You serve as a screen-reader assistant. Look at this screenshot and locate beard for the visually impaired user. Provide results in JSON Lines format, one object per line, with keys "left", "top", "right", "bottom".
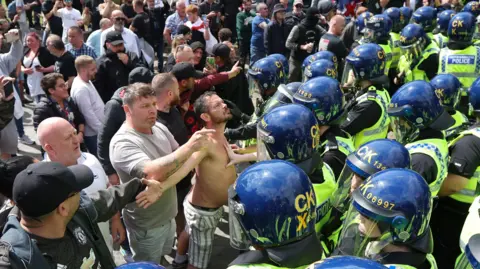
{"left": 170, "top": 94, "right": 181, "bottom": 107}
{"left": 212, "top": 110, "right": 233, "bottom": 124}
{"left": 114, "top": 22, "right": 124, "bottom": 32}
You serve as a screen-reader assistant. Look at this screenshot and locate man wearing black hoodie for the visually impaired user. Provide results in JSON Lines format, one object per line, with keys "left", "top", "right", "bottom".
{"left": 285, "top": 7, "right": 326, "bottom": 82}
{"left": 93, "top": 31, "right": 145, "bottom": 103}
{"left": 264, "top": 4, "right": 289, "bottom": 56}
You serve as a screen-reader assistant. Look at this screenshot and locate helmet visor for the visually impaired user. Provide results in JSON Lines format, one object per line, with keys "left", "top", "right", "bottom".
{"left": 335, "top": 203, "right": 393, "bottom": 258}
{"left": 262, "top": 84, "right": 294, "bottom": 114}
{"left": 390, "top": 116, "right": 418, "bottom": 144}
{"left": 340, "top": 62, "right": 357, "bottom": 90}
{"left": 330, "top": 165, "right": 364, "bottom": 214}
{"left": 257, "top": 125, "right": 274, "bottom": 161}
{"left": 400, "top": 40, "right": 423, "bottom": 63}
{"left": 228, "top": 186, "right": 251, "bottom": 250}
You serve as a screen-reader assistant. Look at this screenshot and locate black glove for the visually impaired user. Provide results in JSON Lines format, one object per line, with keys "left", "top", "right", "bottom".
{"left": 224, "top": 99, "right": 243, "bottom": 119}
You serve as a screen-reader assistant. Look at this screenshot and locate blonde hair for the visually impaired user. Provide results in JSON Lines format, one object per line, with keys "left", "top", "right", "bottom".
{"left": 74, "top": 55, "right": 96, "bottom": 71}
{"left": 171, "top": 35, "right": 186, "bottom": 55}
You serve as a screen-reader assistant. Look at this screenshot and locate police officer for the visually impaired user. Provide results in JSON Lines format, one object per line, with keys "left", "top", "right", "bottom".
{"left": 303, "top": 59, "right": 337, "bottom": 82}
{"left": 430, "top": 74, "right": 469, "bottom": 141}
{"left": 434, "top": 10, "right": 457, "bottom": 48}
{"left": 308, "top": 256, "right": 388, "bottom": 269}
{"left": 384, "top": 7, "right": 406, "bottom": 96}
{"left": 257, "top": 104, "right": 336, "bottom": 242}
{"left": 455, "top": 196, "right": 480, "bottom": 269}
{"left": 356, "top": 14, "right": 393, "bottom": 78}
{"left": 351, "top": 11, "right": 373, "bottom": 48}
{"left": 323, "top": 139, "right": 411, "bottom": 253}
{"left": 334, "top": 168, "right": 437, "bottom": 268}
{"left": 431, "top": 77, "right": 480, "bottom": 269}
{"left": 225, "top": 56, "right": 287, "bottom": 144}
{"left": 411, "top": 6, "right": 437, "bottom": 40}
{"left": 340, "top": 43, "right": 391, "bottom": 149}
{"left": 293, "top": 76, "right": 355, "bottom": 178}
{"left": 399, "top": 7, "right": 413, "bottom": 28}
{"left": 268, "top": 53, "right": 289, "bottom": 81}
{"left": 438, "top": 12, "right": 480, "bottom": 116}
{"left": 227, "top": 160, "right": 324, "bottom": 268}
{"left": 462, "top": 1, "right": 480, "bottom": 17}
{"left": 396, "top": 24, "right": 439, "bottom": 84}
{"left": 302, "top": 50, "right": 339, "bottom": 75}
{"left": 474, "top": 15, "right": 480, "bottom": 45}
{"left": 384, "top": 8, "right": 404, "bottom": 74}
{"left": 116, "top": 263, "right": 166, "bottom": 269}
{"left": 387, "top": 81, "right": 455, "bottom": 197}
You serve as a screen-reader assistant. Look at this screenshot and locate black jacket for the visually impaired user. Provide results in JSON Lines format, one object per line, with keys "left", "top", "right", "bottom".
{"left": 93, "top": 50, "right": 145, "bottom": 103}
{"left": 97, "top": 87, "right": 126, "bottom": 176}
{"left": 0, "top": 178, "right": 146, "bottom": 269}
{"left": 216, "top": 63, "right": 254, "bottom": 118}
{"left": 264, "top": 21, "right": 289, "bottom": 55}
{"left": 33, "top": 96, "right": 86, "bottom": 131}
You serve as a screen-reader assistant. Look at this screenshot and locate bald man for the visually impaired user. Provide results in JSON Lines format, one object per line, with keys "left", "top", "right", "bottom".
{"left": 38, "top": 117, "right": 126, "bottom": 253}
{"left": 176, "top": 46, "right": 195, "bottom": 65}
{"left": 318, "top": 15, "right": 348, "bottom": 77}
{"left": 99, "top": 10, "right": 141, "bottom": 57}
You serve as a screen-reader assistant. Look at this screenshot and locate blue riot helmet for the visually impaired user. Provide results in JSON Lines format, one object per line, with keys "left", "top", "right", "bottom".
{"left": 307, "top": 256, "right": 388, "bottom": 269}
{"left": 458, "top": 196, "right": 480, "bottom": 268}
{"left": 260, "top": 82, "right": 302, "bottom": 115}
{"left": 400, "top": 7, "right": 413, "bottom": 28}
{"left": 463, "top": 234, "right": 480, "bottom": 269}
{"left": 341, "top": 43, "right": 386, "bottom": 88}
{"left": 336, "top": 168, "right": 433, "bottom": 258}
{"left": 384, "top": 7, "right": 403, "bottom": 33}
{"left": 356, "top": 11, "right": 374, "bottom": 33}
{"left": 257, "top": 104, "right": 321, "bottom": 174}
{"left": 303, "top": 59, "right": 337, "bottom": 82}
{"left": 430, "top": 74, "right": 462, "bottom": 110}
{"left": 330, "top": 139, "right": 411, "bottom": 214}
{"left": 268, "top": 53, "right": 289, "bottom": 82}
{"left": 228, "top": 160, "right": 317, "bottom": 250}
{"left": 448, "top": 12, "right": 476, "bottom": 43}
{"left": 302, "top": 51, "right": 339, "bottom": 71}
{"left": 399, "top": 24, "right": 429, "bottom": 66}
{"left": 411, "top": 6, "right": 437, "bottom": 32}
{"left": 363, "top": 14, "right": 393, "bottom": 43}
{"left": 469, "top": 77, "right": 480, "bottom": 115}
{"left": 248, "top": 56, "right": 285, "bottom": 98}
{"left": 388, "top": 81, "right": 455, "bottom": 144}
{"left": 462, "top": 1, "right": 480, "bottom": 17}
{"left": 116, "top": 262, "right": 165, "bottom": 269}
{"left": 293, "top": 76, "right": 344, "bottom": 125}
{"left": 436, "top": 10, "right": 456, "bottom": 35}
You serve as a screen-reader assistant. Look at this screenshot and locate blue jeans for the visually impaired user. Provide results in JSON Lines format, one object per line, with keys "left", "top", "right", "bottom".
{"left": 84, "top": 135, "right": 98, "bottom": 157}
{"left": 14, "top": 117, "right": 25, "bottom": 137}
{"left": 250, "top": 47, "right": 266, "bottom": 66}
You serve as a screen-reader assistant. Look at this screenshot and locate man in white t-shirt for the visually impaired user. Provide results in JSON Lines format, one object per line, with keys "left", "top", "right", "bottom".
{"left": 53, "top": 0, "right": 84, "bottom": 43}
{"left": 70, "top": 55, "right": 105, "bottom": 156}
{"left": 37, "top": 117, "right": 126, "bottom": 253}
{"left": 100, "top": 10, "right": 140, "bottom": 57}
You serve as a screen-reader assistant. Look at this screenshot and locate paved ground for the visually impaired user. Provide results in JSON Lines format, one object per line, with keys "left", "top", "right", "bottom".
{"left": 18, "top": 103, "right": 239, "bottom": 268}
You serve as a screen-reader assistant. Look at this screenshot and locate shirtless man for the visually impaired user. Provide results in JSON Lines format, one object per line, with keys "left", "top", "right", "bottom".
{"left": 161, "top": 91, "right": 236, "bottom": 269}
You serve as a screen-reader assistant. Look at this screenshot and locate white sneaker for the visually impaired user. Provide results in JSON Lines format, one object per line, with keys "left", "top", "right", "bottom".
{"left": 18, "top": 134, "right": 35, "bottom": 145}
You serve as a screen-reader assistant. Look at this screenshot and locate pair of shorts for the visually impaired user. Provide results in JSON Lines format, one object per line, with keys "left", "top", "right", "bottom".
{"left": 184, "top": 198, "right": 224, "bottom": 269}
{"left": 125, "top": 218, "right": 176, "bottom": 263}
{"left": 0, "top": 120, "right": 18, "bottom": 155}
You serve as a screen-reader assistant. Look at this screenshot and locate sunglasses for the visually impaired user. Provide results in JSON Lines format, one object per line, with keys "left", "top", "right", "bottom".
{"left": 295, "top": 4, "right": 303, "bottom": 7}
{"left": 114, "top": 17, "right": 126, "bottom": 21}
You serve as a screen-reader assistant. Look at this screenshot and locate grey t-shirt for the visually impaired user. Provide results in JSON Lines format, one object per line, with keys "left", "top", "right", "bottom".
{"left": 110, "top": 122, "right": 178, "bottom": 230}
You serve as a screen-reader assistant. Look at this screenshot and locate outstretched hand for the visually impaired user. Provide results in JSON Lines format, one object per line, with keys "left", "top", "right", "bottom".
{"left": 136, "top": 178, "right": 164, "bottom": 209}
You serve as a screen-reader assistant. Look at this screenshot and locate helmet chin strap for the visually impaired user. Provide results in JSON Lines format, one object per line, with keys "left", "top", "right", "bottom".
{"left": 365, "top": 233, "right": 393, "bottom": 259}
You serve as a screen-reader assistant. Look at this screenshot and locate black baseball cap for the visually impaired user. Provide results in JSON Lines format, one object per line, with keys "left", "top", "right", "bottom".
{"left": 105, "top": 31, "right": 124, "bottom": 46}
{"left": 171, "top": 62, "right": 203, "bottom": 81}
{"left": 190, "top": 41, "right": 204, "bottom": 52}
{"left": 13, "top": 162, "right": 93, "bottom": 218}
{"left": 212, "top": 43, "right": 231, "bottom": 59}
{"left": 129, "top": 67, "right": 154, "bottom": 84}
